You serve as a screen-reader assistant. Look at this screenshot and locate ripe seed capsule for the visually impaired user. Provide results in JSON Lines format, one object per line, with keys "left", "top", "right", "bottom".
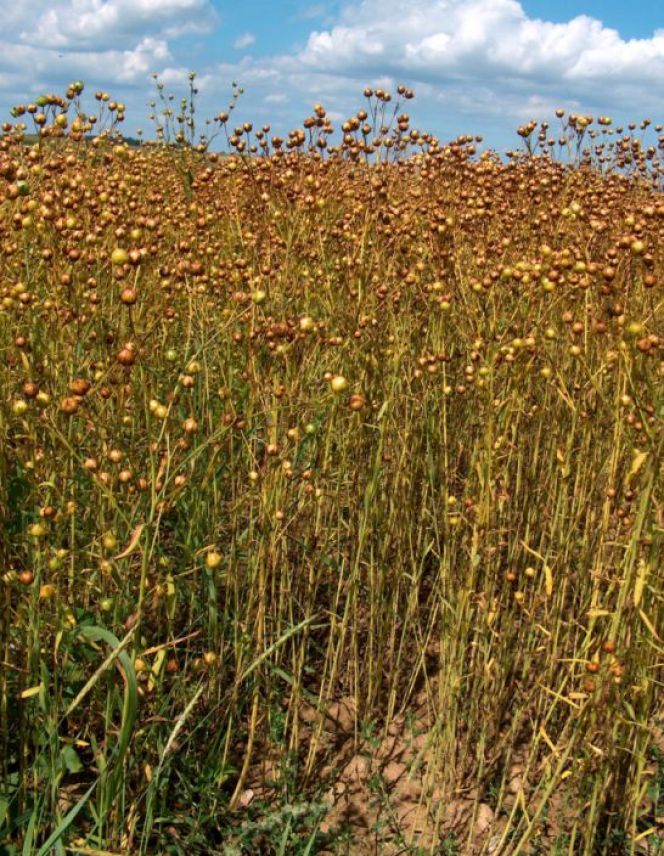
{"left": 349, "top": 393, "right": 366, "bottom": 411}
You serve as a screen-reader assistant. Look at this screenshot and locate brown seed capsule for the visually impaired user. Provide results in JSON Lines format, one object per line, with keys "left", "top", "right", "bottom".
{"left": 22, "top": 381, "right": 39, "bottom": 398}
{"left": 117, "top": 347, "right": 136, "bottom": 366}
{"left": 61, "top": 396, "right": 80, "bottom": 415}
{"left": 583, "top": 678, "right": 596, "bottom": 693}
{"left": 120, "top": 287, "right": 138, "bottom": 305}
{"left": 586, "top": 661, "right": 600, "bottom": 674}
{"left": 69, "top": 378, "right": 90, "bottom": 397}
{"left": 349, "top": 393, "right": 366, "bottom": 411}
{"left": 602, "top": 640, "right": 617, "bottom": 654}
{"left": 18, "top": 570, "right": 35, "bottom": 585}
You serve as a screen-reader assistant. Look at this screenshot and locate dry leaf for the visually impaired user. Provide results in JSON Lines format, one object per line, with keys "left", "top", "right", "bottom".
{"left": 544, "top": 565, "right": 553, "bottom": 597}
{"left": 633, "top": 560, "right": 648, "bottom": 607}
{"left": 20, "top": 684, "right": 43, "bottom": 699}
{"left": 114, "top": 523, "right": 145, "bottom": 560}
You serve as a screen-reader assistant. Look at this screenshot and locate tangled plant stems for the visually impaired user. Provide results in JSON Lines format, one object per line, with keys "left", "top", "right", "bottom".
{"left": 0, "top": 78, "right": 663, "bottom": 855}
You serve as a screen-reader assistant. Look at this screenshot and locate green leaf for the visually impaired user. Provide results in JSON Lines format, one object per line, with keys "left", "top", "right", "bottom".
{"left": 69, "top": 625, "right": 138, "bottom": 824}
{"left": 61, "top": 745, "right": 83, "bottom": 774}
{"left": 35, "top": 780, "right": 96, "bottom": 856}
{"left": 21, "top": 809, "right": 37, "bottom": 856}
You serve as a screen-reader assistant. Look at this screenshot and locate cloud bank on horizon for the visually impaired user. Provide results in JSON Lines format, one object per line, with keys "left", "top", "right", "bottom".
{"left": 1, "top": 0, "right": 662, "bottom": 149}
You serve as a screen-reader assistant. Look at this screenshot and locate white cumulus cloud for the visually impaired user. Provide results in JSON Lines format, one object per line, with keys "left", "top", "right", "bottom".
{"left": 295, "top": 0, "right": 664, "bottom": 99}
{"left": 0, "top": 0, "right": 217, "bottom": 119}
{"left": 26, "top": 0, "right": 218, "bottom": 48}
{"left": 233, "top": 32, "right": 256, "bottom": 50}
{"left": 200, "top": 0, "right": 664, "bottom": 146}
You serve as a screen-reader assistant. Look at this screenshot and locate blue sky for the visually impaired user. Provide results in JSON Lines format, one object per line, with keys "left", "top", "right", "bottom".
{"left": 521, "top": 1, "right": 657, "bottom": 39}
{"left": 1, "top": 0, "right": 662, "bottom": 152}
